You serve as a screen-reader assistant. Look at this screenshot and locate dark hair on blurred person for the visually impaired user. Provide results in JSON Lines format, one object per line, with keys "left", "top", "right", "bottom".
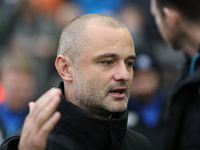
{"left": 155, "top": 0, "right": 200, "bottom": 21}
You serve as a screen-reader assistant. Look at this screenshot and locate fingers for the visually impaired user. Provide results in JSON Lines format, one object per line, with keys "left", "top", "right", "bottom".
{"left": 38, "top": 111, "right": 61, "bottom": 140}
{"left": 32, "top": 93, "right": 61, "bottom": 128}
{"left": 35, "top": 88, "right": 62, "bottom": 108}
{"left": 28, "top": 88, "right": 61, "bottom": 125}
{"left": 29, "top": 102, "right": 35, "bottom": 113}
{"left": 19, "top": 88, "right": 62, "bottom": 150}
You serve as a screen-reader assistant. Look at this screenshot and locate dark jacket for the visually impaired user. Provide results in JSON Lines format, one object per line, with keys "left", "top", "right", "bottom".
{"left": 165, "top": 51, "right": 200, "bottom": 150}
{"left": 0, "top": 82, "right": 154, "bottom": 150}
{"left": 0, "top": 120, "right": 5, "bottom": 145}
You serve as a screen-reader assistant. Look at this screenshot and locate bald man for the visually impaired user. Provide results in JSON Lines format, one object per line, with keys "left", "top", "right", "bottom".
{"left": 0, "top": 14, "right": 154, "bottom": 150}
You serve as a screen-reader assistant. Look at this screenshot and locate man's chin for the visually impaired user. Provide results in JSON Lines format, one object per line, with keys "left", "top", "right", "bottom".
{"left": 107, "top": 103, "right": 128, "bottom": 113}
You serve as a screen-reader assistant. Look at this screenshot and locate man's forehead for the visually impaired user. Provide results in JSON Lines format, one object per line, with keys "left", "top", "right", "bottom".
{"left": 85, "top": 23, "right": 125, "bottom": 35}
{"left": 85, "top": 24, "right": 132, "bottom": 44}
{"left": 81, "top": 22, "right": 135, "bottom": 58}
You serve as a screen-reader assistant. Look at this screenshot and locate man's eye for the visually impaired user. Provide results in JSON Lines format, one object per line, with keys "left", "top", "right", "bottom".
{"left": 102, "top": 61, "right": 113, "bottom": 66}
{"left": 126, "top": 62, "right": 134, "bottom": 68}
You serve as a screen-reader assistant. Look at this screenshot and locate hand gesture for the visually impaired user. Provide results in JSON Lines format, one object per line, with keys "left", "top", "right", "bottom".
{"left": 18, "top": 88, "right": 62, "bottom": 150}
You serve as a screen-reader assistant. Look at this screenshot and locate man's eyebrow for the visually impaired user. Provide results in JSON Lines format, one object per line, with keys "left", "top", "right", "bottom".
{"left": 95, "top": 53, "right": 136, "bottom": 60}
{"left": 95, "top": 53, "right": 118, "bottom": 59}
{"left": 127, "top": 55, "right": 137, "bottom": 61}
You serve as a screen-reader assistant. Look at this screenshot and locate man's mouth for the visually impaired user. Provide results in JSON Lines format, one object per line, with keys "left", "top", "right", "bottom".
{"left": 109, "top": 87, "right": 127, "bottom": 98}
{"left": 110, "top": 89, "right": 126, "bottom": 94}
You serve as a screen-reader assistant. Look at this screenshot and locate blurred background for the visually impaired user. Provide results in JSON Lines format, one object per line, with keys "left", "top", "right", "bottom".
{"left": 0, "top": 0, "right": 185, "bottom": 149}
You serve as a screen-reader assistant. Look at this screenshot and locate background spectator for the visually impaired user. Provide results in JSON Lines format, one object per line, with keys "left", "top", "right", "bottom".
{"left": 0, "top": 52, "right": 37, "bottom": 138}
{"left": 127, "top": 53, "right": 169, "bottom": 150}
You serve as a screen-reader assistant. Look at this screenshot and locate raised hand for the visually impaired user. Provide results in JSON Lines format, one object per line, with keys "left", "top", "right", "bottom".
{"left": 18, "top": 88, "right": 62, "bottom": 150}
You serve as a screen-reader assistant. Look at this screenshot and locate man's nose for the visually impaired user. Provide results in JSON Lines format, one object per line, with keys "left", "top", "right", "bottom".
{"left": 113, "top": 63, "right": 131, "bottom": 82}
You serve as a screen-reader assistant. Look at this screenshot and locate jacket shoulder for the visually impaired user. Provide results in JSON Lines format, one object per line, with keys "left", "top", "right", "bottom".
{"left": 0, "top": 129, "right": 22, "bottom": 150}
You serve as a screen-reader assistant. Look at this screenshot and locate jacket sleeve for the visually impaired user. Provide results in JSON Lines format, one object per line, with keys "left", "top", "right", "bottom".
{"left": 0, "top": 129, "right": 22, "bottom": 150}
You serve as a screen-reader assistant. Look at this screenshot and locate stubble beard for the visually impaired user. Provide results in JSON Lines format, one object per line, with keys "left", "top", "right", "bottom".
{"left": 73, "top": 69, "right": 131, "bottom": 117}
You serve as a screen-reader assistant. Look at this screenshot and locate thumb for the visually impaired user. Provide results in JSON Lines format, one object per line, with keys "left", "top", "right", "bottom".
{"left": 29, "top": 102, "right": 36, "bottom": 113}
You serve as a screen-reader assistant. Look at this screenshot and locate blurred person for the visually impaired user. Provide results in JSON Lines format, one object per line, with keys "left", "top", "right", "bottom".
{"left": 151, "top": 0, "right": 200, "bottom": 149}
{"left": 127, "top": 54, "right": 168, "bottom": 150}
{"left": 0, "top": 13, "right": 154, "bottom": 150}
{"left": 7, "top": 34, "right": 34, "bottom": 55}
{"left": 5, "top": 33, "right": 59, "bottom": 97}
{"left": 123, "top": 0, "right": 161, "bottom": 42}
{"left": 118, "top": 3, "right": 184, "bottom": 97}
{"left": 34, "top": 34, "right": 58, "bottom": 73}
{"left": 119, "top": 4, "right": 146, "bottom": 39}
{"left": 33, "top": 34, "right": 59, "bottom": 95}
{"left": 118, "top": 4, "right": 155, "bottom": 55}
{"left": 0, "top": 52, "right": 37, "bottom": 138}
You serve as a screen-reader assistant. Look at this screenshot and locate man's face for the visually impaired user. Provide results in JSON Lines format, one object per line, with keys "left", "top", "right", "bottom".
{"left": 150, "top": 0, "right": 182, "bottom": 49}
{"left": 73, "top": 24, "right": 136, "bottom": 118}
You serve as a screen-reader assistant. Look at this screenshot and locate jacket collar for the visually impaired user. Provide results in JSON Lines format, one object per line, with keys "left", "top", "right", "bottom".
{"left": 171, "top": 48, "right": 200, "bottom": 96}
{"left": 56, "top": 82, "right": 128, "bottom": 149}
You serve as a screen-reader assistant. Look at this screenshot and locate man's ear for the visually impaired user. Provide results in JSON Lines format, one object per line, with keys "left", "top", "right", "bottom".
{"left": 55, "top": 55, "right": 73, "bottom": 82}
{"left": 163, "top": 7, "right": 180, "bottom": 28}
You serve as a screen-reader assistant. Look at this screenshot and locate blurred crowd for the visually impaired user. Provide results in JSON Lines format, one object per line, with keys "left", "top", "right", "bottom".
{"left": 0, "top": 0, "right": 185, "bottom": 149}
